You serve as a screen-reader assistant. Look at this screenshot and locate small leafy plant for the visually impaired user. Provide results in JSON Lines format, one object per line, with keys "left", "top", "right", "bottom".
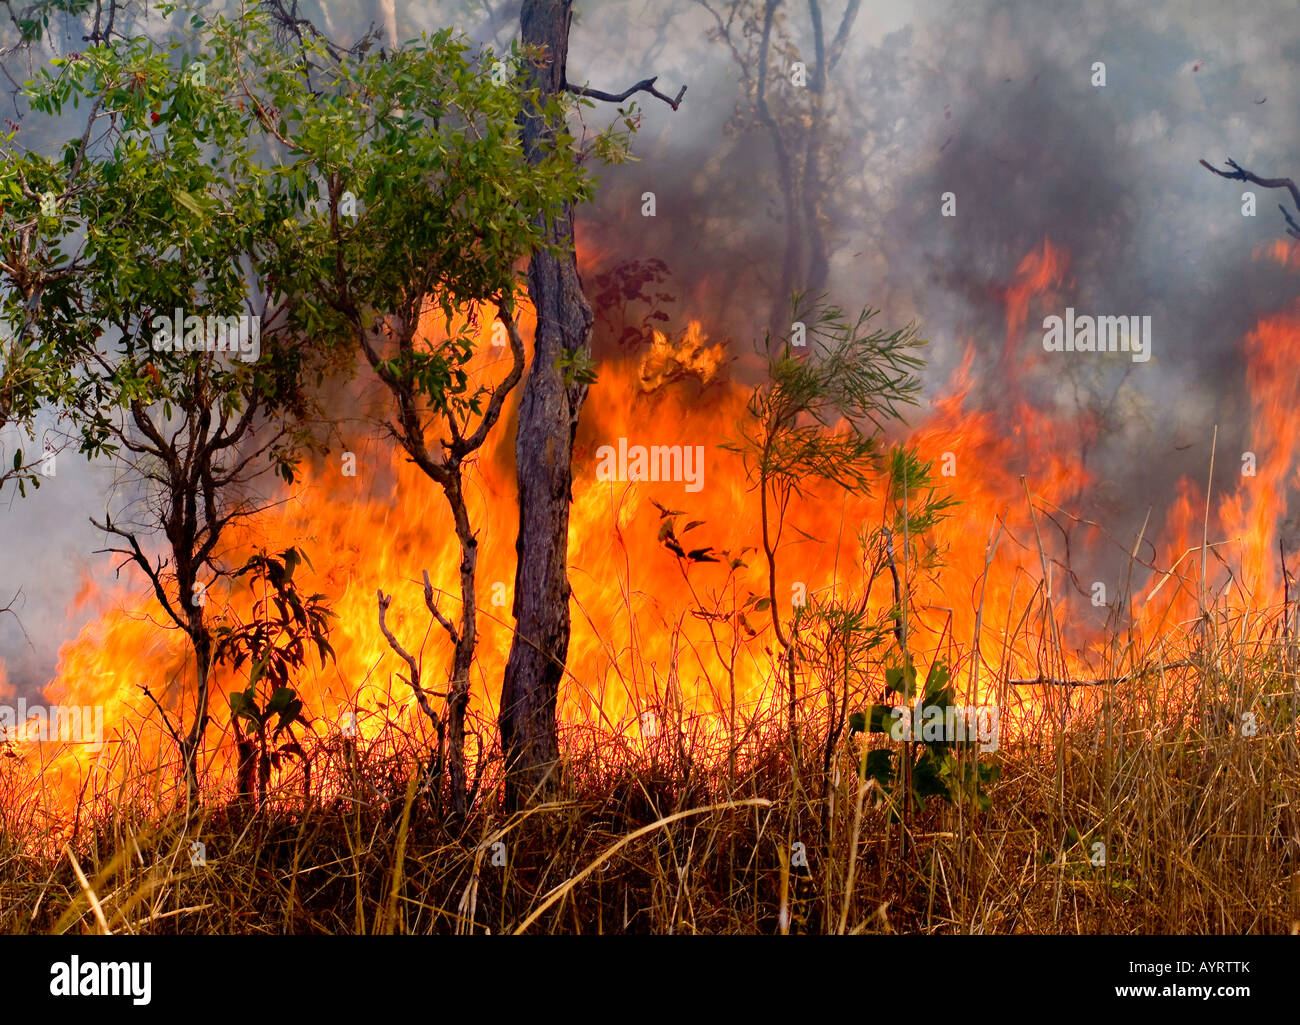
{"left": 849, "top": 658, "right": 1000, "bottom": 815}
{"left": 213, "top": 547, "right": 334, "bottom": 805}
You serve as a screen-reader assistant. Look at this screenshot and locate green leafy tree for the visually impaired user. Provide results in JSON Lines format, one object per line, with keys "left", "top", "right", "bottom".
{"left": 845, "top": 448, "right": 994, "bottom": 851}
{"left": 849, "top": 658, "right": 1000, "bottom": 817}
{"left": 7, "top": 2, "right": 610, "bottom": 812}
{"left": 6, "top": 11, "right": 335, "bottom": 798}
{"left": 247, "top": 12, "right": 621, "bottom": 817}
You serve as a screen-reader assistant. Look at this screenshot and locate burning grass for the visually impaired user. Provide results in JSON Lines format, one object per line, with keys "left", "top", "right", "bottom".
{"left": 3, "top": 602, "right": 1299, "bottom": 935}
{"left": 3, "top": 239, "right": 1299, "bottom": 934}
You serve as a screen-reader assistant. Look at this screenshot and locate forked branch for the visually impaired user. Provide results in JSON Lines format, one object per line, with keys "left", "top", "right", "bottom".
{"left": 377, "top": 588, "right": 443, "bottom": 728}
{"left": 1200, "top": 158, "right": 1300, "bottom": 238}
{"left": 422, "top": 568, "right": 459, "bottom": 646}
{"left": 565, "top": 75, "right": 687, "bottom": 111}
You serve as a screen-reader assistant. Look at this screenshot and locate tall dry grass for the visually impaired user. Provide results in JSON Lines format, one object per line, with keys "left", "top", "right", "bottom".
{"left": 4, "top": 463, "right": 1299, "bottom": 934}
{"left": 2, "top": 606, "right": 1298, "bottom": 935}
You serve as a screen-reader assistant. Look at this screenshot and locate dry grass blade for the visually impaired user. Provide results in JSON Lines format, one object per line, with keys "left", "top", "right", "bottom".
{"left": 514, "top": 799, "right": 773, "bottom": 934}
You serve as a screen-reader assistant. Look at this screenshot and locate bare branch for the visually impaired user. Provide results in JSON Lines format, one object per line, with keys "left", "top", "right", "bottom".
{"left": 422, "top": 569, "right": 459, "bottom": 645}
{"left": 460, "top": 299, "right": 526, "bottom": 453}
{"left": 1201, "top": 157, "right": 1300, "bottom": 239}
{"left": 823, "top": 0, "right": 860, "bottom": 74}
{"left": 139, "top": 684, "right": 184, "bottom": 750}
{"left": 90, "top": 514, "right": 187, "bottom": 632}
{"left": 377, "top": 588, "right": 443, "bottom": 728}
{"left": 565, "top": 76, "right": 686, "bottom": 111}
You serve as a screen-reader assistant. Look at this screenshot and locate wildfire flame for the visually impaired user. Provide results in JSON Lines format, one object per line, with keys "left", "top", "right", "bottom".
{"left": 6, "top": 237, "right": 1299, "bottom": 814}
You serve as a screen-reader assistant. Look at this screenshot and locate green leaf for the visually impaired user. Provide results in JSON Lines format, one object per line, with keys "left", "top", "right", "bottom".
{"left": 923, "top": 661, "right": 951, "bottom": 704}
{"left": 173, "top": 188, "right": 203, "bottom": 215}
{"left": 869, "top": 703, "right": 896, "bottom": 734}
{"left": 861, "top": 748, "right": 894, "bottom": 786}
{"left": 885, "top": 662, "right": 917, "bottom": 698}
{"left": 266, "top": 686, "right": 296, "bottom": 714}
{"left": 913, "top": 751, "right": 949, "bottom": 802}
{"left": 849, "top": 704, "right": 896, "bottom": 735}
{"left": 228, "top": 687, "right": 260, "bottom": 724}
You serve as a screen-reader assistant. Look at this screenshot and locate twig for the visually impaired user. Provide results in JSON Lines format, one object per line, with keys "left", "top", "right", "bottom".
{"left": 376, "top": 589, "right": 442, "bottom": 728}
{"left": 422, "top": 569, "right": 459, "bottom": 645}
{"left": 565, "top": 76, "right": 687, "bottom": 111}
{"left": 139, "top": 684, "right": 184, "bottom": 750}
{"left": 1008, "top": 659, "right": 1195, "bottom": 688}
{"left": 1200, "top": 158, "right": 1300, "bottom": 238}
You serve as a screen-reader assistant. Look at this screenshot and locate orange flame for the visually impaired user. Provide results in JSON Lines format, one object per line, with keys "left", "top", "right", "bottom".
{"left": 7, "top": 238, "right": 1300, "bottom": 813}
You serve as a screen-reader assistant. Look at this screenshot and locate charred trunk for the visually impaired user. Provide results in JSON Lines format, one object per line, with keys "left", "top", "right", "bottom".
{"left": 180, "top": 604, "right": 213, "bottom": 803}
{"left": 500, "top": 0, "right": 593, "bottom": 806}
{"left": 446, "top": 474, "right": 477, "bottom": 819}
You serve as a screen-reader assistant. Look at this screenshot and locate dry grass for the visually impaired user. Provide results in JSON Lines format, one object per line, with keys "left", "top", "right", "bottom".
{"left": 3, "top": 611, "right": 1299, "bottom": 935}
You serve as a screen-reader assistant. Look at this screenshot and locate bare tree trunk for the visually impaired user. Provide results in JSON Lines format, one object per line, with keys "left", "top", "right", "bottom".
{"left": 180, "top": 603, "right": 213, "bottom": 802}
{"left": 444, "top": 476, "right": 477, "bottom": 817}
{"left": 500, "top": 0, "right": 593, "bottom": 806}
{"left": 802, "top": 0, "right": 859, "bottom": 297}
{"left": 756, "top": 0, "right": 800, "bottom": 340}
{"left": 377, "top": 0, "right": 397, "bottom": 48}
{"left": 747, "top": 0, "right": 860, "bottom": 336}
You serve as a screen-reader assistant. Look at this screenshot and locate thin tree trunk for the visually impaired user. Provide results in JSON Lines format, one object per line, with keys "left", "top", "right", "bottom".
{"left": 499, "top": 0, "right": 593, "bottom": 806}
{"left": 180, "top": 605, "right": 213, "bottom": 802}
{"left": 445, "top": 475, "right": 477, "bottom": 818}
{"left": 756, "top": 0, "right": 800, "bottom": 340}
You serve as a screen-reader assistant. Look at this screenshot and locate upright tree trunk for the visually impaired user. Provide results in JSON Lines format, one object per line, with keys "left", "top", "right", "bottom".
{"left": 180, "top": 604, "right": 212, "bottom": 803}
{"left": 445, "top": 474, "right": 477, "bottom": 819}
{"left": 499, "top": 0, "right": 593, "bottom": 806}
{"left": 756, "top": 0, "right": 857, "bottom": 338}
